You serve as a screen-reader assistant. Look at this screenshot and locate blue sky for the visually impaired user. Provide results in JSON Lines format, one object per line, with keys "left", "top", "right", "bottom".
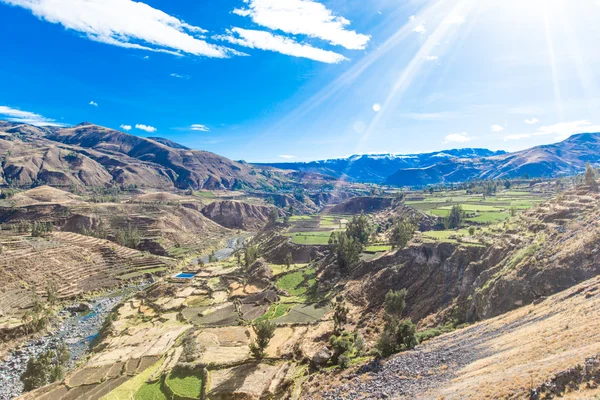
{"left": 1, "top": 0, "right": 600, "bottom": 162}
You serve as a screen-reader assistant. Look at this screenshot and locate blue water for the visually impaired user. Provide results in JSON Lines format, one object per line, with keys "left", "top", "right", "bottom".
{"left": 175, "top": 273, "right": 195, "bottom": 279}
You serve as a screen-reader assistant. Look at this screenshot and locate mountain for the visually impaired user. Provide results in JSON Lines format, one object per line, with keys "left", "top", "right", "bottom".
{"left": 0, "top": 121, "right": 286, "bottom": 190}
{"left": 255, "top": 148, "right": 505, "bottom": 183}
{"left": 386, "top": 132, "right": 600, "bottom": 186}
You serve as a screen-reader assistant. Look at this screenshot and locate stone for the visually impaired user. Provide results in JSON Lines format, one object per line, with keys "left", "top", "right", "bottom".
{"left": 312, "top": 347, "right": 332, "bottom": 367}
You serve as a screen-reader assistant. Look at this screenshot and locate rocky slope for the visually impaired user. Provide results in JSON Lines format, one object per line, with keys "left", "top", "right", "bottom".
{"left": 201, "top": 200, "right": 279, "bottom": 230}
{"left": 0, "top": 121, "right": 290, "bottom": 191}
{"left": 312, "top": 274, "right": 600, "bottom": 399}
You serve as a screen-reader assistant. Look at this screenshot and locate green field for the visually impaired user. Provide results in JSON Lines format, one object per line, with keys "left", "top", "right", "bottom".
{"left": 117, "top": 267, "right": 167, "bottom": 280}
{"left": 269, "top": 263, "right": 309, "bottom": 276}
{"left": 165, "top": 369, "right": 203, "bottom": 399}
{"left": 284, "top": 231, "right": 333, "bottom": 245}
{"left": 276, "top": 268, "right": 317, "bottom": 296}
{"left": 364, "top": 244, "right": 393, "bottom": 253}
{"left": 135, "top": 380, "right": 166, "bottom": 400}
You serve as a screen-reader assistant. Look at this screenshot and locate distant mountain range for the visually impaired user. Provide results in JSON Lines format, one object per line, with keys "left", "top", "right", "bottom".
{"left": 2, "top": 120, "right": 599, "bottom": 190}
{"left": 258, "top": 132, "right": 600, "bottom": 186}
{"left": 255, "top": 149, "right": 505, "bottom": 183}
{"left": 0, "top": 121, "right": 289, "bottom": 190}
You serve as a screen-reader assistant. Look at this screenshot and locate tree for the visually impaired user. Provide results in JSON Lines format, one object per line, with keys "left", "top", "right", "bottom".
{"left": 468, "top": 226, "right": 476, "bottom": 236}
{"left": 444, "top": 205, "right": 464, "bottom": 229}
{"left": 284, "top": 252, "right": 294, "bottom": 270}
{"left": 21, "top": 344, "right": 70, "bottom": 392}
{"left": 329, "top": 231, "right": 362, "bottom": 273}
{"left": 236, "top": 251, "right": 242, "bottom": 266}
{"left": 585, "top": 162, "right": 597, "bottom": 186}
{"left": 268, "top": 208, "right": 279, "bottom": 225}
{"left": 332, "top": 295, "right": 349, "bottom": 333}
{"left": 244, "top": 245, "right": 259, "bottom": 268}
{"left": 510, "top": 206, "right": 518, "bottom": 217}
{"left": 46, "top": 283, "right": 58, "bottom": 308}
{"left": 376, "top": 289, "right": 417, "bottom": 357}
{"left": 250, "top": 320, "right": 276, "bottom": 359}
{"left": 390, "top": 219, "right": 416, "bottom": 249}
{"left": 383, "top": 289, "right": 407, "bottom": 320}
{"left": 346, "top": 211, "right": 371, "bottom": 246}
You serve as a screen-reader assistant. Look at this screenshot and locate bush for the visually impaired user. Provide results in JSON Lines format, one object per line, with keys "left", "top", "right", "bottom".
{"left": 332, "top": 295, "right": 349, "bottom": 333}
{"left": 444, "top": 205, "right": 464, "bottom": 229}
{"left": 21, "top": 343, "right": 70, "bottom": 392}
{"left": 329, "top": 231, "right": 362, "bottom": 273}
{"left": 376, "top": 318, "right": 418, "bottom": 357}
{"left": 384, "top": 289, "right": 407, "bottom": 319}
{"left": 390, "top": 219, "right": 415, "bottom": 249}
{"left": 244, "top": 245, "right": 259, "bottom": 268}
{"left": 250, "top": 320, "right": 276, "bottom": 359}
{"left": 115, "top": 225, "right": 141, "bottom": 249}
{"left": 346, "top": 211, "right": 371, "bottom": 246}
{"left": 329, "top": 330, "right": 364, "bottom": 369}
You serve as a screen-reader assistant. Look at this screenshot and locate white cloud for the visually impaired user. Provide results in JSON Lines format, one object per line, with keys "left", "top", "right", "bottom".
{"left": 491, "top": 124, "right": 504, "bottom": 132}
{"left": 425, "top": 55, "right": 439, "bottom": 61}
{"left": 120, "top": 124, "right": 132, "bottom": 131}
{"left": 233, "top": 0, "right": 370, "bottom": 50}
{"left": 216, "top": 28, "right": 346, "bottom": 64}
{"left": 409, "top": 15, "right": 415, "bottom": 22}
{"left": 413, "top": 23, "right": 426, "bottom": 34}
{"left": 89, "top": 100, "right": 98, "bottom": 107}
{"left": 190, "top": 124, "right": 210, "bottom": 132}
{"left": 278, "top": 154, "right": 296, "bottom": 159}
{"left": 2, "top": 0, "right": 237, "bottom": 58}
{"left": 504, "top": 134, "right": 531, "bottom": 141}
{"left": 524, "top": 117, "right": 540, "bottom": 125}
{"left": 504, "top": 120, "right": 600, "bottom": 141}
{"left": 372, "top": 103, "right": 381, "bottom": 112}
{"left": 444, "top": 15, "right": 466, "bottom": 25}
{"left": 135, "top": 124, "right": 156, "bottom": 133}
{"left": 444, "top": 132, "right": 472, "bottom": 143}
{"left": 170, "top": 73, "right": 190, "bottom": 79}
{"left": 0, "top": 105, "right": 65, "bottom": 126}
{"left": 534, "top": 120, "right": 600, "bottom": 140}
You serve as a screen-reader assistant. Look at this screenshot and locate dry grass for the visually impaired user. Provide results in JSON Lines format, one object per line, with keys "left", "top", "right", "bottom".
{"left": 427, "top": 276, "right": 600, "bottom": 399}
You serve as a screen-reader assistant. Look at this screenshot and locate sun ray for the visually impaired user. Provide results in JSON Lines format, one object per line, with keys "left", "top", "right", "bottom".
{"left": 543, "top": 2, "right": 564, "bottom": 122}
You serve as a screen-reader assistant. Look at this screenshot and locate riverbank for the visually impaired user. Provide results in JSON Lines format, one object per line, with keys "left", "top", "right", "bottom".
{"left": 0, "top": 282, "right": 149, "bottom": 400}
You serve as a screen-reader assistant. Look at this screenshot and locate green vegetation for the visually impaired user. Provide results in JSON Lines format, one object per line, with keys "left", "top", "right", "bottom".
{"left": 116, "top": 267, "right": 167, "bottom": 280}
{"left": 390, "top": 219, "right": 416, "bottom": 249}
{"left": 244, "top": 245, "right": 259, "bottom": 267}
{"left": 286, "top": 231, "right": 332, "bottom": 245}
{"left": 375, "top": 289, "right": 418, "bottom": 358}
{"left": 194, "top": 190, "right": 215, "bottom": 198}
{"left": 346, "top": 211, "right": 371, "bottom": 246}
{"left": 329, "top": 330, "right": 365, "bottom": 369}
{"left": 134, "top": 380, "right": 167, "bottom": 400}
{"left": 250, "top": 320, "right": 276, "bottom": 359}
{"left": 255, "top": 302, "right": 296, "bottom": 322}
{"left": 21, "top": 343, "right": 70, "bottom": 392}
{"left": 115, "top": 224, "right": 141, "bottom": 249}
{"left": 364, "top": 244, "right": 392, "bottom": 253}
{"left": 444, "top": 204, "right": 464, "bottom": 229}
{"left": 332, "top": 295, "right": 349, "bottom": 333}
{"left": 329, "top": 231, "right": 362, "bottom": 273}
{"left": 268, "top": 207, "right": 279, "bottom": 225}
{"left": 276, "top": 267, "right": 316, "bottom": 296}
{"left": 165, "top": 369, "right": 203, "bottom": 399}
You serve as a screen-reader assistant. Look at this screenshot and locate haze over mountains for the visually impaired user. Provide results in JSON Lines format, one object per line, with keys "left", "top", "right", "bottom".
{"left": 260, "top": 132, "right": 600, "bottom": 185}
{"left": 2, "top": 120, "right": 600, "bottom": 191}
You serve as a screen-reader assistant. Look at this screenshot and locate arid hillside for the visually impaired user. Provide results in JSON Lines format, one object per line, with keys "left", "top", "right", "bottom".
{"left": 0, "top": 121, "right": 294, "bottom": 191}
{"left": 311, "top": 273, "right": 600, "bottom": 399}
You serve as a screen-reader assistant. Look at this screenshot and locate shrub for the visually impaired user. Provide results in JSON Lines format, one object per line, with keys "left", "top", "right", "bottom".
{"left": 390, "top": 219, "right": 416, "bottom": 249}
{"left": 250, "top": 320, "right": 276, "bottom": 359}
{"left": 384, "top": 289, "right": 407, "bottom": 319}
{"left": 21, "top": 343, "right": 70, "bottom": 392}
{"left": 346, "top": 211, "right": 372, "bottom": 246}
{"left": 376, "top": 318, "right": 418, "bottom": 357}
{"left": 268, "top": 208, "right": 279, "bottom": 225}
{"left": 329, "top": 231, "right": 362, "bottom": 273}
{"left": 244, "top": 245, "right": 259, "bottom": 268}
{"left": 444, "top": 205, "right": 464, "bottom": 229}
{"left": 332, "top": 295, "right": 349, "bottom": 333}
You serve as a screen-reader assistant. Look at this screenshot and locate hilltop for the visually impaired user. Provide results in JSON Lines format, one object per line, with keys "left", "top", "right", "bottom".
{"left": 0, "top": 121, "right": 295, "bottom": 191}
